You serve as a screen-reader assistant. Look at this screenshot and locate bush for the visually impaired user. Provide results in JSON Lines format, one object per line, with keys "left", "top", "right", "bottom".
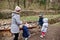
{"left": 0, "top": 10, "right": 60, "bottom": 19}
{"left": 0, "top": 12, "right": 3, "bottom": 19}
{"left": 0, "top": 9, "right": 12, "bottom": 19}
{"left": 49, "top": 17, "right": 60, "bottom": 24}
{"left": 20, "top": 10, "right": 39, "bottom": 16}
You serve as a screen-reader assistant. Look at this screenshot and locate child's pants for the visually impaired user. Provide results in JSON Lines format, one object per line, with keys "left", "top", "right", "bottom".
{"left": 41, "top": 23, "right": 48, "bottom": 36}
{"left": 41, "top": 32, "right": 45, "bottom": 36}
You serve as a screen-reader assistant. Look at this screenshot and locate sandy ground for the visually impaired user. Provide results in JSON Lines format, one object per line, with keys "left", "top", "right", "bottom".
{"left": 0, "top": 22, "right": 60, "bottom": 40}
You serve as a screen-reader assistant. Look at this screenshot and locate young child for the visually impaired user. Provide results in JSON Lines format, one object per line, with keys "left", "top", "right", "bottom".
{"left": 38, "top": 14, "right": 43, "bottom": 28}
{"left": 40, "top": 18, "right": 48, "bottom": 38}
{"left": 22, "top": 22, "right": 30, "bottom": 40}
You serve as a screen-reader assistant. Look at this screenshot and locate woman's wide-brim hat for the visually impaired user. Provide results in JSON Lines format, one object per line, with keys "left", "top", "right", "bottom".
{"left": 15, "top": 6, "right": 21, "bottom": 12}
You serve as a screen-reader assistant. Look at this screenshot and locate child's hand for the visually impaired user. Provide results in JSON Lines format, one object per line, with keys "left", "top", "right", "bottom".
{"left": 28, "top": 35, "right": 31, "bottom": 38}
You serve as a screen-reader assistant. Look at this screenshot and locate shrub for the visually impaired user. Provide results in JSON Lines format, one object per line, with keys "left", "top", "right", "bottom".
{"left": 0, "top": 9, "right": 12, "bottom": 19}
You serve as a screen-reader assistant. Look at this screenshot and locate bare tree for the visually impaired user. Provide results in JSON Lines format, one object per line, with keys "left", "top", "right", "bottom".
{"left": 17, "top": 0, "right": 19, "bottom": 6}
{"left": 24, "top": 0, "right": 26, "bottom": 8}
{"left": 7, "top": 0, "right": 11, "bottom": 9}
{"left": 13, "top": 0, "right": 16, "bottom": 9}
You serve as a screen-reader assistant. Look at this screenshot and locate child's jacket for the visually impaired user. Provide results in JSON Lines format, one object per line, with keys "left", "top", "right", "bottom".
{"left": 22, "top": 25, "right": 30, "bottom": 38}
{"left": 38, "top": 17, "right": 43, "bottom": 26}
{"left": 41, "top": 18, "right": 48, "bottom": 32}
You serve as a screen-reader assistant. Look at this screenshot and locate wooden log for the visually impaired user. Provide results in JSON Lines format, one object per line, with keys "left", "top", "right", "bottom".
{"left": 0, "top": 26, "right": 37, "bottom": 37}
{"left": 0, "top": 27, "right": 36, "bottom": 31}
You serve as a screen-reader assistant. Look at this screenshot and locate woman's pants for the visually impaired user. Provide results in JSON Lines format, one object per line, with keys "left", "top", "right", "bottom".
{"left": 13, "top": 33, "right": 19, "bottom": 40}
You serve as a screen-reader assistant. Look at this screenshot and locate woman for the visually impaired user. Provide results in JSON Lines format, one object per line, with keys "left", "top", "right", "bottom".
{"left": 11, "top": 6, "right": 22, "bottom": 40}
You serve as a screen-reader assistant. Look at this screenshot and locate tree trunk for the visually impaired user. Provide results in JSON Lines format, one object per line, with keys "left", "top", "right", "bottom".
{"left": 7, "top": 0, "right": 11, "bottom": 9}
{"left": 24, "top": 0, "right": 26, "bottom": 8}
{"left": 17, "top": 0, "right": 19, "bottom": 6}
{"left": 13, "top": 0, "right": 16, "bottom": 9}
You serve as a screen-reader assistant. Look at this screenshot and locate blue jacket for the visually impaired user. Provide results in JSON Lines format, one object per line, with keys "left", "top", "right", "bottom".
{"left": 38, "top": 17, "right": 43, "bottom": 26}
{"left": 22, "top": 25, "right": 30, "bottom": 38}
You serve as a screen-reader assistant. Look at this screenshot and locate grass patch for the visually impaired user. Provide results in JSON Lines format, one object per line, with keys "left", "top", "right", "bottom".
{"left": 21, "top": 16, "right": 39, "bottom": 22}
{"left": 21, "top": 14, "right": 60, "bottom": 22}
{"left": 0, "top": 14, "right": 60, "bottom": 22}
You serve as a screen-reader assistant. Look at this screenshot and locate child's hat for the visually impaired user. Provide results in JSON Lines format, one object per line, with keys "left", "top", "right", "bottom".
{"left": 39, "top": 14, "right": 43, "bottom": 17}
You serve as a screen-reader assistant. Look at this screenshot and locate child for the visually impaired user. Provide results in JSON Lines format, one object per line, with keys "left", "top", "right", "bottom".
{"left": 38, "top": 14, "right": 43, "bottom": 28}
{"left": 40, "top": 18, "right": 48, "bottom": 38}
{"left": 22, "top": 22, "right": 30, "bottom": 40}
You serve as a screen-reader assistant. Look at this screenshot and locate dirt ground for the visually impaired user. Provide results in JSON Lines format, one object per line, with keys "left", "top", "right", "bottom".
{"left": 0, "top": 22, "right": 60, "bottom": 40}
{"left": 29, "top": 22, "right": 60, "bottom": 40}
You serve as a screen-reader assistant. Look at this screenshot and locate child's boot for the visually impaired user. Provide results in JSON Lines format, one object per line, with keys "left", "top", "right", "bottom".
{"left": 25, "top": 38, "right": 28, "bottom": 40}
{"left": 40, "top": 35, "right": 43, "bottom": 38}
